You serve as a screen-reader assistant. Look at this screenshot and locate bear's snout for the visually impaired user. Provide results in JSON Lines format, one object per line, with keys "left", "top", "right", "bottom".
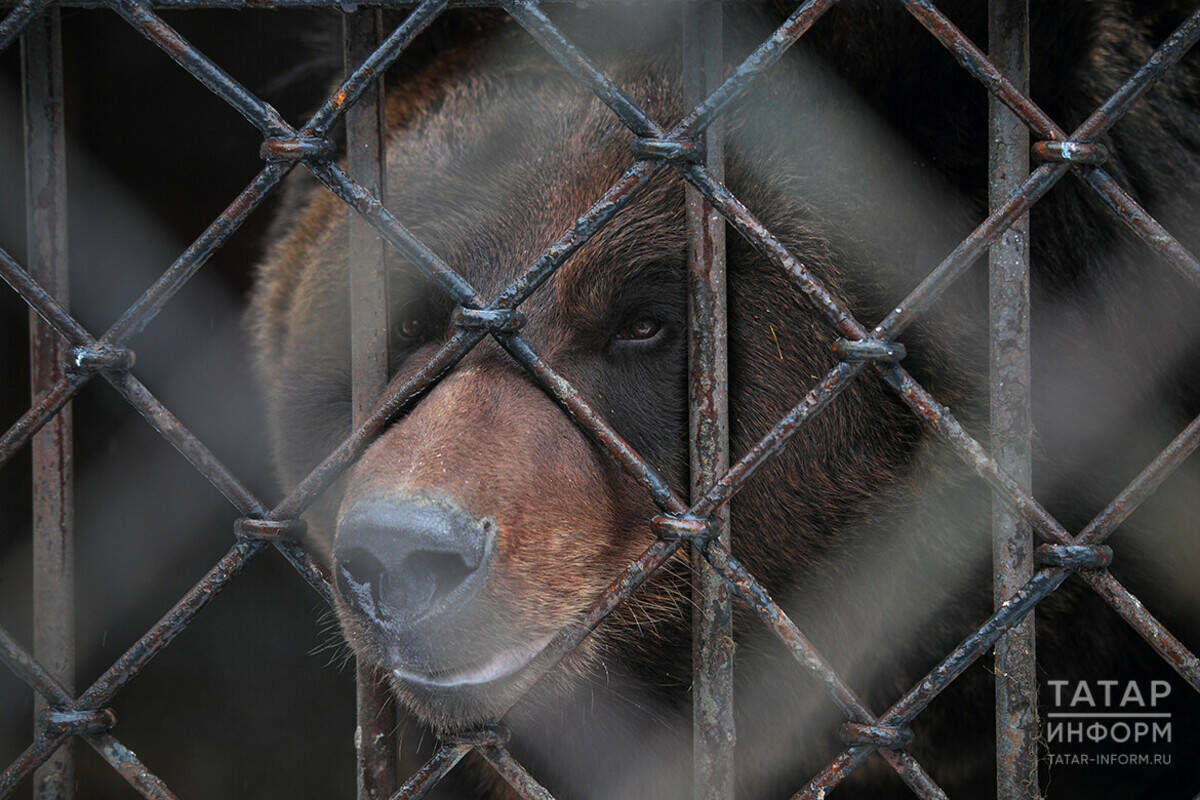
{"left": 326, "top": 361, "right": 645, "bottom": 722}
{"left": 334, "top": 496, "right": 495, "bottom": 632}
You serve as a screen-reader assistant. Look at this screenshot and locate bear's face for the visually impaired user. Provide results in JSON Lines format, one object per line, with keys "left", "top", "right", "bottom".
{"left": 251, "top": 11, "right": 949, "bottom": 732}
{"left": 328, "top": 163, "right": 698, "bottom": 726}
{"left": 256, "top": 45, "right": 698, "bottom": 727}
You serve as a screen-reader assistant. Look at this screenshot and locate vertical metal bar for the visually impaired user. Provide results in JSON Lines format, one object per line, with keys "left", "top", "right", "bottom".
{"left": 22, "top": 8, "right": 74, "bottom": 800}
{"left": 684, "top": 4, "right": 733, "bottom": 798}
{"left": 344, "top": 9, "right": 397, "bottom": 800}
{"left": 988, "top": 2, "right": 1037, "bottom": 798}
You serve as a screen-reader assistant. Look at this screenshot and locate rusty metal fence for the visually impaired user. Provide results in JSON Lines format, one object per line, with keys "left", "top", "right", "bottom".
{"left": 1, "top": 0, "right": 1199, "bottom": 798}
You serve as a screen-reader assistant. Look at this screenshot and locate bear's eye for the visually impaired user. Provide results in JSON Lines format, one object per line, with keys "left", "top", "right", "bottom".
{"left": 614, "top": 318, "right": 663, "bottom": 342}
{"left": 393, "top": 301, "right": 426, "bottom": 343}
{"left": 397, "top": 317, "right": 422, "bottom": 340}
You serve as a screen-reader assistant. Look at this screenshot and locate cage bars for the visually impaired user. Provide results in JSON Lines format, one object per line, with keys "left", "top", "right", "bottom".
{"left": 683, "top": 4, "right": 733, "bottom": 799}
{"left": 22, "top": 8, "right": 73, "bottom": 798}
{"left": 0, "top": 3, "right": 1197, "bottom": 800}
{"left": 344, "top": 9, "right": 401, "bottom": 797}
{"left": 987, "top": 1, "right": 1037, "bottom": 797}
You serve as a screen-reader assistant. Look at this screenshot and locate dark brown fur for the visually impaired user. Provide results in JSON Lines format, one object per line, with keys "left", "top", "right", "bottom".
{"left": 251, "top": 3, "right": 1200, "bottom": 797}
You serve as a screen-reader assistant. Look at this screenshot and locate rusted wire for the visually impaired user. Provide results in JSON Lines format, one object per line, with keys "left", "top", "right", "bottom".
{"left": 2, "top": 1, "right": 1198, "bottom": 798}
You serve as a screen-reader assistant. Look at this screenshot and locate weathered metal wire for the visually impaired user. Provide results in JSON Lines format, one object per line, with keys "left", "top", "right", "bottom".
{"left": 2, "top": 1, "right": 1197, "bottom": 798}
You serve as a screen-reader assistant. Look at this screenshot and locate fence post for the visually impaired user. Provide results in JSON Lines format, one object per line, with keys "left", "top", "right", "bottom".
{"left": 22, "top": 9, "right": 74, "bottom": 800}
{"left": 988, "top": 1, "right": 1038, "bottom": 797}
{"left": 684, "top": 3, "right": 733, "bottom": 798}
{"left": 344, "top": 9, "right": 398, "bottom": 799}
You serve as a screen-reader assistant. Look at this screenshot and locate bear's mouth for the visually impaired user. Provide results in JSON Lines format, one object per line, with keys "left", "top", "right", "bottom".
{"left": 390, "top": 633, "right": 555, "bottom": 689}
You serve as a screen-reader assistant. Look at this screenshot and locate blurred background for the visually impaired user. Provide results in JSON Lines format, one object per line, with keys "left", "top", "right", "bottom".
{"left": 0, "top": 11, "right": 366, "bottom": 797}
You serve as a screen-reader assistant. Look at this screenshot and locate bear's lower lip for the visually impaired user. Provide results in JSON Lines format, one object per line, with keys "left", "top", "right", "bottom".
{"left": 391, "top": 633, "right": 555, "bottom": 689}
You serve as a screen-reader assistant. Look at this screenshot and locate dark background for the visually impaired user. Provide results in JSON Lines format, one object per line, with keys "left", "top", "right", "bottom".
{"left": 0, "top": 10, "right": 371, "bottom": 797}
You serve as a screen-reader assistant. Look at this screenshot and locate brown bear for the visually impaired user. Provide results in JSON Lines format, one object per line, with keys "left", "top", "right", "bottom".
{"left": 249, "top": 2, "right": 1200, "bottom": 797}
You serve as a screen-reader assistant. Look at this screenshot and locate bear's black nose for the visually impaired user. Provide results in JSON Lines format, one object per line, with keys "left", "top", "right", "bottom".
{"left": 334, "top": 497, "right": 494, "bottom": 629}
